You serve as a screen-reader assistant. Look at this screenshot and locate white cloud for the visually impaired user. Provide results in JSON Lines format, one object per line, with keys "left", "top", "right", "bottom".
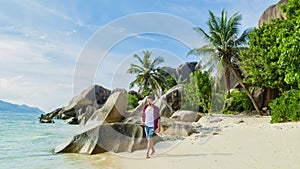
{"left": 64, "top": 29, "right": 77, "bottom": 36}
{"left": 0, "top": 26, "right": 82, "bottom": 112}
{"left": 0, "top": 39, "right": 49, "bottom": 64}
{"left": 0, "top": 76, "right": 72, "bottom": 112}
{"left": 13, "top": 0, "right": 76, "bottom": 25}
{"left": 131, "top": 34, "right": 157, "bottom": 41}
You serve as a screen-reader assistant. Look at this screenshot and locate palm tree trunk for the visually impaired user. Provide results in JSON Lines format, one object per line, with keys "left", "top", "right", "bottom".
{"left": 238, "top": 82, "right": 262, "bottom": 115}
{"left": 225, "top": 68, "right": 231, "bottom": 97}
{"left": 229, "top": 64, "right": 262, "bottom": 115}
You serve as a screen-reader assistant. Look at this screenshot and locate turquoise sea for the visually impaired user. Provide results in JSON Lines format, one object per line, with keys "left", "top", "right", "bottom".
{"left": 0, "top": 111, "right": 118, "bottom": 169}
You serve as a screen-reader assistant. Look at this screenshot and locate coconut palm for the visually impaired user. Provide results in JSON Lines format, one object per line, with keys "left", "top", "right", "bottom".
{"left": 127, "top": 51, "right": 166, "bottom": 97}
{"left": 188, "top": 10, "right": 260, "bottom": 114}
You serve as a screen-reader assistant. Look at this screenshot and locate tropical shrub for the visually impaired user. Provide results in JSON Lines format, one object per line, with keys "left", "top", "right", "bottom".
{"left": 164, "top": 75, "right": 178, "bottom": 92}
{"left": 182, "top": 69, "right": 211, "bottom": 113}
{"left": 127, "top": 93, "right": 139, "bottom": 110}
{"left": 222, "top": 89, "right": 254, "bottom": 114}
{"left": 269, "top": 89, "right": 300, "bottom": 123}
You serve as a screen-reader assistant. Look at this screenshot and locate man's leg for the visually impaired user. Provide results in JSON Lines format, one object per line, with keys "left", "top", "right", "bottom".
{"left": 146, "top": 138, "right": 151, "bottom": 158}
{"left": 150, "top": 138, "right": 155, "bottom": 155}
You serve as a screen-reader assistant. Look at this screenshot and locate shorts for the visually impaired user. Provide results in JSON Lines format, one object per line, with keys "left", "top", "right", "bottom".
{"left": 144, "top": 126, "right": 155, "bottom": 138}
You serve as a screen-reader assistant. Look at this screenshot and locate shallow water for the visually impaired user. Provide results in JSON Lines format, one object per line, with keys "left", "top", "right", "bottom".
{"left": 0, "top": 111, "right": 118, "bottom": 169}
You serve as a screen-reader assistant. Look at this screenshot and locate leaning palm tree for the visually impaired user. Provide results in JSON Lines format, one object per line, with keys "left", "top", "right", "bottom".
{"left": 188, "top": 10, "right": 260, "bottom": 114}
{"left": 127, "top": 51, "right": 166, "bottom": 97}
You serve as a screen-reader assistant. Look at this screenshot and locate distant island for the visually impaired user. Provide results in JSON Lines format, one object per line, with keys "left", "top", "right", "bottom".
{"left": 0, "top": 100, "right": 44, "bottom": 114}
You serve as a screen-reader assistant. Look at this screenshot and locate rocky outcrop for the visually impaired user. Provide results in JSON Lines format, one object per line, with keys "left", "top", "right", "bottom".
{"left": 170, "top": 110, "right": 201, "bottom": 122}
{"left": 55, "top": 92, "right": 163, "bottom": 155}
{"left": 154, "top": 84, "right": 183, "bottom": 117}
{"left": 258, "top": 0, "right": 288, "bottom": 27}
{"left": 253, "top": 87, "right": 280, "bottom": 110}
{"left": 72, "top": 85, "right": 111, "bottom": 107}
{"left": 126, "top": 84, "right": 183, "bottom": 118}
{"left": 83, "top": 92, "right": 128, "bottom": 128}
{"left": 56, "top": 85, "right": 111, "bottom": 120}
{"left": 160, "top": 117, "right": 194, "bottom": 137}
{"left": 40, "top": 85, "right": 111, "bottom": 123}
{"left": 42, "top": 62, "right": 199, "bottom": 123}
{"left": 53, "top": 86, "right": 209, "bottom": 155}
{"left": 65, "top": 117, "right": 79, "bottom": 125}
{"left": 39, "top": 114, "right": 55, "bottom": 123}
{"left": 77, "top": 105, "right": 97, "bottom": 124}
{"left": 39, "top": 108, "right": 62, "bottom": 123}
{"left": 55, "top": 123, "right": 162, "bottom": 154}
{"left": 164, "top": 62, "right": 200, "bottom": 82}
{"left": 197, "top": 115, "right": 223, "bottom": 125}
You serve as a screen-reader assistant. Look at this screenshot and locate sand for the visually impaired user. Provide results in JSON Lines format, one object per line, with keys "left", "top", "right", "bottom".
{"left": 114, "top": 115, "right": 300, "bottom": 169}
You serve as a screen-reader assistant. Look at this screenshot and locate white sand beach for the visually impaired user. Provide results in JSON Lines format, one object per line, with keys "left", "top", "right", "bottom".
{"left": 114, "top": 115, "right": 300, "bottom": 169}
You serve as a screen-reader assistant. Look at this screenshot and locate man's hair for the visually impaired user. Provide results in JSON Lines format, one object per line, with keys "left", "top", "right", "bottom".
{"left": 147, "top": 95, "right": 154, "bottom": 100}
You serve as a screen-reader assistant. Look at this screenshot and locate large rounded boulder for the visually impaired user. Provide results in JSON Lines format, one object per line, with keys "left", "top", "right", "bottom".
{"left": 258, "top": 0, "right": 288, "bottom": 27}
{"left": 55, "top": 123, "right": 162, "bottom": 154}
{"left": 170, "top": 110, "right": 201, "bottom": 122}
{"left": 83, "top": 92, "right": 128, "bottom": 128}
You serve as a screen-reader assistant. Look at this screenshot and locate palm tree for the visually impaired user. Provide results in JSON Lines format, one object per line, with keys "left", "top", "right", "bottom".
{"left": 188, "top": 10, "right": 261, "bottom": 114}
{"left": 127, "top": 51, "right": 166, "bottom": 97}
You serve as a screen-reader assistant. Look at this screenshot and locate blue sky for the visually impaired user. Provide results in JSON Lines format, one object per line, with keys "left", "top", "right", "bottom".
{"left": 0, "top": 0, "right": 279, "bottom": 112}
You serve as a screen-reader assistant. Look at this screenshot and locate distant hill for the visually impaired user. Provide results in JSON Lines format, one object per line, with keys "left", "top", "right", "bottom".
{"left": 0, "top": 100, "right": 44, "bottom": 114}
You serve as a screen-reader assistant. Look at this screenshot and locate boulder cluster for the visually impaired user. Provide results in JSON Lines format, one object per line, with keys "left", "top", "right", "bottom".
{"left": 44, "top": 84, "right": 203, "bottom": 154}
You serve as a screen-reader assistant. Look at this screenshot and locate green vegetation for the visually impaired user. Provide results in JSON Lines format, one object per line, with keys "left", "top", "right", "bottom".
{"left": 127, "top": 93, "right": 139, "bottom": 110}
{"left": 188, "top": 10, "right": 260, "bottom": 114}
{"left": 239, "top": 0, "right": 300, "bottom": 122}
{"left": 269, "top": 90, "right": 300, "bottom": 123}
{"left": 223, "top": 89, "right": 254, "bottom": 114}
{"left": 240, "top": 0, "right": 300, "bottom": 92}
{"left": 164, "top": 75, "right": 178, "bottom": 92}
{"left": 127, "top": 51, "right": 166, "bottom": 97}
{"left": 182, "top": 69, "right": 211, "bottom": 113}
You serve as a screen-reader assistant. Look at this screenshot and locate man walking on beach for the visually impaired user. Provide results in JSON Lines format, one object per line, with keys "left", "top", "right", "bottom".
{"left": 141, "top": 95, "right": 161, "bottom": 158}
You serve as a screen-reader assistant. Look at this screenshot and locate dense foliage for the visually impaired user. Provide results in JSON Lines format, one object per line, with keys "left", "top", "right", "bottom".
{"left": 164, "top": 75, "right": 178, "bottom": 92}
{"left": 223, "top": 89, "right": 254, "bottom": 114}
{"left": 182, "top": 69, "right": 211, "bottom": 113}
{"left": 269, "top": 89, "right": 300, "bottom": 123}
{"left": 240, "top": 0, "right": 300, "bottom": 123}
{"left": 127, "top": 93, "right": 139, "bottom": 110}
{"left": 240, "top": 0, "right": 300, "bottom": 92}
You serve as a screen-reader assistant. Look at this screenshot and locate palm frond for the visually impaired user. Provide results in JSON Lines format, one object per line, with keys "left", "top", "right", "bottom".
{"left": 227, "top": 12, "right": 242, "bottom": 38}
{"left": 150, "top": 56, "right": 164, "bottom": 69}
{"left": 201, "top": 53, "right": 219, "bottom": 71}
{"left": 193, "top": 27, "right": 212, "bottom": 42}
{"left": 220, "top": 10, "right": 228, "bottom": 40}
{"left": 187, "top": 44, "right": 215, "bottom": 56}
{"left": 127, "top": 50, "right": 167, "bottom": 96}
{"left": 143, "top": 51, "right": 152, "bottom": 68}
{"left": 127, "top": 64, "right": 144, "bottom": 74}
{"left": 208, "top": 10, "right": 220, "bottom": 32}
{"left": 235, "top": 28, "right": 252, "bottom": 45}
{"left": 133, "top": 54, "right": 143, "bottom": 65}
